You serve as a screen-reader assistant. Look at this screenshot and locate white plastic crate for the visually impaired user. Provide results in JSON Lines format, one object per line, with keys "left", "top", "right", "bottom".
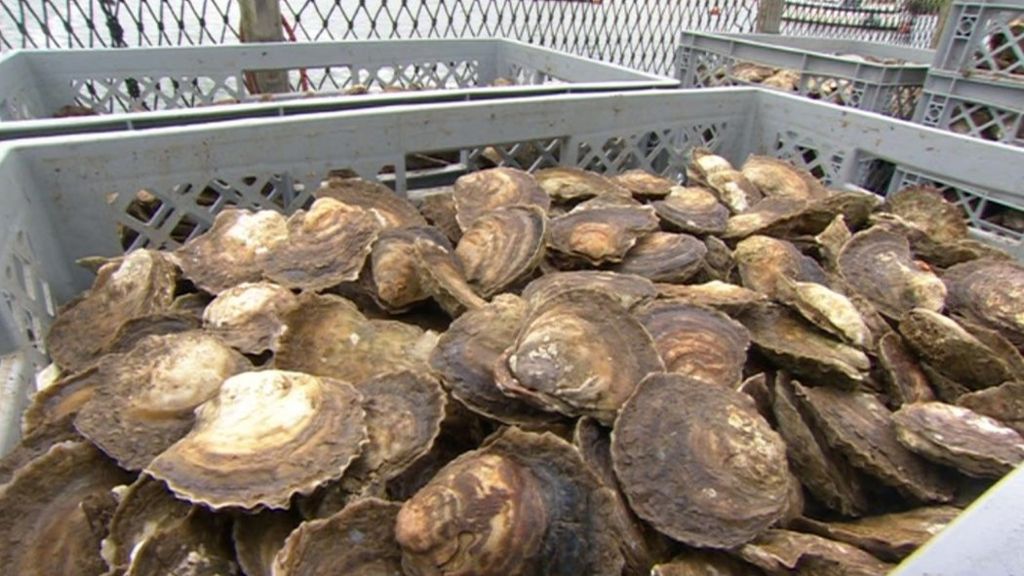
{"left": 0, "top": 38, "right": 676, "bottom": 139}
{"left": 1, "top": 90, "right": 1022, "bottom": 574}
{"left": 675, "top": 31, "right": 933, "bottom": 118}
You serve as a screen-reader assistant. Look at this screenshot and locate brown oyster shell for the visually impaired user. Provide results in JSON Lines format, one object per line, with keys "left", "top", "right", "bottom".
{"left": 655, "top": 281, "right": 767, "bottom": 315}
{"left": 612, "top": 232, "right": 708, "bottom": 283}
{"left": 174, "top": 208, "right": 288, "bottom": 294}
{"left": 687, "top": 149, "right": 763, "bottom": 213}
{"left": 886, "top": 185, "right": 967, "bottom": 243}
{"left": 611, "top": 169, "right": 676, "bottom": 199}
{"left": 877, "top": 332, "right": 936, "bottom": 408}
{"left": 452, "top": 167, "right": 549, "bottom": 229}
{"left": 369, "top": 226, "right": 452, "bottom": 312}
{"left": 943, "top": 258, "right": 1024, "bottom": 348}
{"left": 101, "top": 475, "right": 192, "bottom": 572}
{"left": 636, "top": 300, "right": 750, "bottom": 388}
{"left": 263, "top": 198, "right": 381, "bottom": 291}
{"left": 521, "top": 270, "right": 657, "bottom": 310}
{"left": 395, "top": 427, "right": 624, "bottom": 576}
{"left": 233, "top": 509, "right": 301, "bottom": 576}
{"left": 145, "top": 370, "right": 369, "bottom": 509}
{"left": 495, "top": 288, "right": 665, "bottom": 424}
{"left": 652, "top": 186, "right": 729, "bottom": 235}
{"left": 736, "top": 529, "right": 893, "bottom": 576}
{"left": 22, "top": 366, "right": 103, "bottom": 435}
{"left": 273, "top": 498, "right": 403, "bottom": 576}
{"left": 838, "top": 226, "right": 946, "bottom": 320}
{"left": 0, "top": 414, "right": 79, "bottom": 488}
{"left": 734, "top": 235, "right": 827, "bottom": 297}
{"left": 611, "top": 372, "right": 794, "bottom": 548}
{"left": 75, "top": 332, "right": 250, "bottom": 470}
{"left": 274, "top": 293, "right": 438, "bottom": 385}
{"left": 651, "top": 551, "right": 762, "bottom": 576}
{"left": 202, "top": 282, "right": 299, "bottom": 354}
{"left": 430, "top": 294, "right": 562, "bottom": 426}
{"left": 893, "top": 401, "right": 1024, "bottom": 478}
{"left": 740, "top": 155, "right": 829, "bottom": 201}
{"left": 701, "top": 235, "right": 737, "bottom": 282}
{"left": 411, "top": 236, "right": 487, "bottom": 316}
{"left": 957, "top": 381, "right": 1024, "bottom": 436}
{"left": 454, "top": 204, "right": 547, "bottom": 296}
{"left": 104, "top": 312, "right": 203, "bottom": 355}
{"left": 724, "top": 192, "right": 879, "bottom": 240}
{"left": 418, "top": 189, "right": 462, "bottom": 243}
{"left": 792, "top": 506, "right": 962, "bottom": 562}
{"left": 123, "top": 508, "right": 238, "bottom": 576}
{"left": 0, "top": 441, "right": 131, "bottom": 576}
{"left": 793, "top": 383, "right": 955, "bottom": 503}
{"left": 777, "top": 276, "right": 872, "bottom": 349}
{"left": 548, "top": 197, "right": 659, "bottom": 265}
{"left": 535, "top": 166, "right": 630, "bottom": 201}
{"left": 46, "top": 249, "right": 178, "bottom": 372}
{"left": 315, "top": 176, "right": 428, "bottom": 230}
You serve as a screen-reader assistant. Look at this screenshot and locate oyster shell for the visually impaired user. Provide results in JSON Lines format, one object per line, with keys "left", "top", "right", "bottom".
{"left": 793, "top": 383, "right": 954, "bottom": 503}
{"left": 495, "top": 288, "right": 665, "bottom": 424}
{"left": 0, "top": 441, "right": 130, "bottom": 576}
{"left": 701, "top": 235, "right": 737, "bottom": 282}
{"left": 411, "top": 236, "right": 487, "bottom": 316}
{"left": 369, "top": 226, "right": 452, "bottom": 312}
{"left": 548, "top": 198, "right": 659, "bottom": 265}
{"left": 202, "top": 282, "right": 298, "bottom": 354}
{"left": 740, "top": 155, "right": 829, "bottom": 201}
{"left": 838, "top": 226, "right": 946, "bottom": 319}
{"left": 651, "top": 551, "right": 761, "bottom": 576}
{"left": 101, "top": 476, "right": 192, "bottom": 573}
{"left": 893, "top": 401, "right": 1024, "bottom": 478}
{"left": 792, "top": 506, "right": 961, "bottom": 562}
{"left": 652, "top": 186, "right": 729, "bottom": 235}
{"left": 734, "top": 235, "right": 827, "bottom": 297}
{"left": 612, "top": 231, "right": 707, "bottom": 283}
{"left": 521, "top": 270, "right": 656, "bottom": 310}
{"left": 145, "top": 370, "right": 369, "bottom": 509}
{"left": 104, "top": 312, "right": 203, "bottom": 355}
{"left": 724, "top": 191, "right": 879, "bottom": 240}
{"left": 655, "top": 281, "right": 767, "bottom": 315}
{"left": 315, "top": 177, "right": 428, "bottom": 229}
{"left": 233, "top": 509, "right": 301, "bottom": 576}
{"left": 0, "top": 415, "right": 79, "bottom": 488}
{"left": 636, "top": 300, "right": 750, "bottom": 388}
{"left": 877, "top": 332, "right": 936, "bottom": 408}
{"left": 75, "top": 332, "right": 250, "bottom": 470}
{"left": 611, "top": 169, "right": 676, "bottom": 199}
{"left": 46, "top": 249, "right": 178, "bottom": 372}
{"left": 418, "top": 189, "right": 461, "bottom": 243}
{"left": 174, "top": 208, "right": 288, "bottom": 294}
{"left": 453, "top": 167, "right": 549, "bottom": 229}
{"left": 273, "top": 498, "right": 403, "bottom": 576}
{"left": 957, "top": 381, "right": 1024, "bottom": 436}
{"left": 612, "top": 372, "right": 794, "bottom": 548}
{"left": 263, "top": 198, "right": 381, "bottom": 291}
{"left": 454, "top": 204, "right": 547, "bottom": 296}
{"left": 943, "top": 258, "right": 1024, "bottom": 348}
{"left": 22, "top": 366, "right": 103, "bottom": 434}
{"left": 886, "top": 185, "right": 967, "bottom": 244}
{"left": 777, "top": 276, "right": 871, "bottom": 349}
{"left": 395, "top": 427, "right": 623, "bottom": 576}
{"left": 737, "top": 529, "right": 893, "bottom": 575}
{"left": 122, "top": 508, "right": 238, "bottom": 576}
{"left": 430, "top": 294, "right": 562, "bottom": 426}
{"left": 535, "top": 166, "right": 630, "bottom": 201}
{"left": 687, "top": 149, "right": 762, "bottom": 213}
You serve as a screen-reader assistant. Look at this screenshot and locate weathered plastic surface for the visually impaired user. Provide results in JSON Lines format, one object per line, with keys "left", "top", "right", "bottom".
{"left": 930, "top": 0, "right": 1024, "bottom": 81}
{"left": 0, "top": 38, "right": 676, "bottom": 135}
{"left": 913, "top": 69, "right": 1023, "bottom": 147}
{"left": 675, "top": 31, "right": 933, "bottom": 118}
{"left": 0, "top": 88, "right": 1022, "bottom": 571}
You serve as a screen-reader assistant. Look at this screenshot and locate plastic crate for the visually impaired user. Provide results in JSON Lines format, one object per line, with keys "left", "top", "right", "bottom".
{"left": 930, "top": 0, "right": 1024, "bottom": 79}
{"left": 675, "top": 31, "right": 933, "bottom": 119}
{"left": 913, "top": 69, "right": 1023, "bottom": 146}
{"left": 0, "top": 38, "right": 676, "bottom": 139}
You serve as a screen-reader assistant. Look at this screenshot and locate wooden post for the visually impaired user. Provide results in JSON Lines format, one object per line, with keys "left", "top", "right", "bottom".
{"left": 756, "top": 0, "right": 786, "bottom": 34}
{"left": 239, "top": 0, "right": 290, "bottom": 94}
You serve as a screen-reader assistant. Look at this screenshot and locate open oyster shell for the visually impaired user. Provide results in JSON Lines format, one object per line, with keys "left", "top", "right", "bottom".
{"left": 145, "top": 370, "right": 369, "bottom": 509}
{"left": 652, "top": 186, "right": 730, "bottom": 235}
{"left": 315, "top": 176, "right": 428, "bottom": 230}
{"left": 610, "top": 169, "right": 676, "bottom": 199}
{"left": 273, "top": 498, "right": 404, "bottom": 576}
{"left": 535, "top": 166, "right": 630, "bottom": 201}
{"left": 893, "top": 401, "right": 1024, "bottom": 478}
{"left": 75, "top": 332, "right": 250, "bottom": 470}
{"left": 957, "top": 381, "right": 1024, "bottom": 436}
{"left": 612, "top": 231, "right": 707, "bottom": 283}
{"left": 548, "top": 197, "right": 659, "bottom": 265}
{"left": 201, "top": 282, "right": 298, "bottom": 354}
{"left": 636, "top": 300, "right": 749, "bottom": 388}
{"left": 792, "top": 506, "right": 961, "bottom": 562}
{"left": 943, "top": 258, "right": 1024, "bottom": 348}
{"left": 454, "top": 204, "right": 547, "bottom": 297}
{"left": 612, "top": 372, "right": 795, "bottom": 548}
{"left": 495, "top": 288, "right": 664, "bottom": 424}
{"left": 46, "top": 249, "right": 178, "bottom": 372}
{"left": 687, "top": 149, "right": 762, "bottom": 213}
{"left": 395, "top": 427, "right": 624, "bottom": 576}
{"left": 453, "top": 167, "right": 549, "bottom": 229}
{"left": 521, "top": 270, "right": 657, "bottom": 310}
{"left": 736, "top": 529, "right": 892, "bottom": 576}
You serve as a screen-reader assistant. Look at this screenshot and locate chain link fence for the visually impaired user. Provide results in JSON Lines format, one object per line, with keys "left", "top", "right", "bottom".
{"left": 1, "top": 0, "right": 939, "bottom": 75}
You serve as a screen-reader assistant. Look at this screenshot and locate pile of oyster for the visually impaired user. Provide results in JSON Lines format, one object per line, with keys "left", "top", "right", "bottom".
{"left": 3, "top": 152, "right": 1024, "bottom": 576}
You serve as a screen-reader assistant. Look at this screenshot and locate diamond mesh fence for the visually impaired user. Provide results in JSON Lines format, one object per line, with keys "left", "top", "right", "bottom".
{"left": 1, "top": 0, "right": 939, "bottom": 75}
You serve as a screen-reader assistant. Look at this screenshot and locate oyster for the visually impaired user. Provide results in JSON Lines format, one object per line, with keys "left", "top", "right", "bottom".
{"left": 877, "top": 332, "right": 935, "bottom": 408}
{"left": 21, "top": 367, "right": 103, "bottom": 434}
{"left": 612, "top": 232, "right": 707, "bottom": 283}
{"left": 687, "top": 149, "right": 762, "bottom": 213}
{"left": 886, "top": 185, "right": 967, "bottom": 243}
{"left": 893, "top": 401, "right": 1024, "bottom": 478}
{"left": 430, "top": 294, "right": 562, "bottom": 426}
{"left": 740, "top": 155, "right": 829, "bottom": 201}
{"left": 734, "top": 235, "right": 827, "bottom": 297}
{"left": 46, "top": 249, "right": 178, "bottom": 372}
{"left": 145, "top": 370, "right": 369, "bottom": 509}
{"left": 548, "top": 197, "right": 659, "bottom": 265}
{"left": 0, "top": 441, "right": 130, "bottom": 576}
{"left": 535, "top": 166, "right": 630, "bottom": 201}
{"left": 263, "top": 198, "right": 381, "bottom": 291}
{"left": 74, "top": 332, "right": 250, "bottom": 470}
{"left": 395, "top": 427, "right": 623, "bottom": 576}
{"left": 737, "top": 529, "right": 893, "bottom": 575}
{"left": 838, "top": 226, "right": 946, "bottom": 319}
{"left": 521, "top": 270, "right": 656, "bottom": 310}
{"left": 701, "top": 235, "right": 737, "bottom": 282}
{"left": 495, "top": 289, "right": 665, "bottom": 424}
{"left": 105, "top": 312, "right": 203, "bottom": 354}
{"left": 814, "top": 214, "right": 852, "bottom": 271}
{"left": 274, "top": 293, "right": 438, "bottom": 385}
{"left": 454, "top": 204, "right": 547, "bottom": 296}
{"left": 652, "top": 186, "right": 729, "bottom": 235}
{"left": 612, "top": 372, "right": 794, "bottom": 548}
{"left": 411, "top": 236, "right": 487, "bottom": 316}
{"left": 369, "top": 226, "right": 452, "bottom": 312}
{"left": 651, "top": 551, "right": 761, "bottom": 576}
{"left": 418, "top": 189, "right": 461, "bottom": 243}
{"left": 452, "top": 167, "right": 549, "bottom": 229}
{"left": 792, "top": 506, "right": 962, "bottom": 562}
{"left": 943, "top": 258, "right": 1024, "bottom": 348}
{"left": 957, "top": 381, "right": 1024, "bottom": 436}
{"left": 273, "top": 498, "right": 403, "bottom": 576}
{"left": 101, "top": 476, "right": 192, "bottom": 572}
{"left": 122, "top": 508, "right": 238, "bottom": 576}
{"left": 724, "top": 191, "right": 879, "bottom": 240}
{"left": 174, "top": 208, "right": 288, "bottom": 294}
{"left": 610, "top": 169, "right": 676, "bottom": 199}
{"left": 636, "top": 300, "right": 750, "bottom": 388}
{"left": 0, "top": 415, "right": 79, "bottom": 487}
{"left": 777, "top": 276, "right": 872, "bottom": 349}
{"left": 202, "top": 282, "right": 298, "bottom": 354}
{"left": 655, "top": 281, "right": 767, "bottom": 315}
{"left": 315, "top": 176, "right": 428, "bottom": 229}
{"left": 233, "top": 510, "right": 301, "bottom": 576}
{"left": 793, "top": 383, "right": 954, "bottom": 503}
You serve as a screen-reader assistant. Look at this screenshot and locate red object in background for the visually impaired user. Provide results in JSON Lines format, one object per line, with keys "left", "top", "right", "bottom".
{"left": 710, "top": 6, "right": 721, "bottom": 16}
{"left": 899, "top": 21, "right": 912, "bottom": 34}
